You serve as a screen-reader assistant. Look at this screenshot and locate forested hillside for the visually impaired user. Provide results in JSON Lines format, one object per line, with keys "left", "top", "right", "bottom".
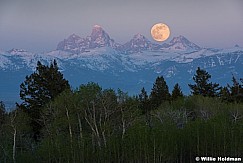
{"left": 0, "top": 61, "right": 243, "bottom": 162}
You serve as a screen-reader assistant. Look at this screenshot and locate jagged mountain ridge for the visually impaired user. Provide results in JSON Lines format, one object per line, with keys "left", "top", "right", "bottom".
{"left": 56, "top": 25, "right": 201, "bottom": 54}
{"left": 0, "top": 25, "right": 243, "bottom": 109}
{"left": 162, "top": 35, "right": 201, "bottom": 51}
{"left": 57, "top": 25, "right": 120, "bottom": 53}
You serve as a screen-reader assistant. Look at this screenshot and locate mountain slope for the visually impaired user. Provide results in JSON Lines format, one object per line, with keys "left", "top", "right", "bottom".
{"left": 0, "top": 25, "right": 243, "bottom": 109}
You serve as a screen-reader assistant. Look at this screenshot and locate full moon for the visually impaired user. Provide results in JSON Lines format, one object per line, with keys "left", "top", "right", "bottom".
{"left": 151, "top": 23, "right": 170, "bottom": 42}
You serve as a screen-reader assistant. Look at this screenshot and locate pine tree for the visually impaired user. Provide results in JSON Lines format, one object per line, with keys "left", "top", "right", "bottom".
{"left": 20, "top": 60, "right": 70, "bottom": 109}
{"left": 139, "top": 87, "right": 152, "bottom": 127}
{"left": 228, "top": 76, "right": 243, "bottom": 102}
{"left": 150, "top": 76, "right": 170, "bottom": 109}
{"left": 188, "top": 67, "right": 221, "bottom": 97}
{"left": 219, "top": 86, "right": 231, "bottom": 102}
{"left": 19, "top": 60, "right": 70, "bottom": 140}
{"left": 139, "top": 87, "right": 150, "bottom": 114}
{"left": 0, "top": 101, "right": 5, "bottom": 126}
{"left": 171, "top": 83, "right": 183, "bottom": 100}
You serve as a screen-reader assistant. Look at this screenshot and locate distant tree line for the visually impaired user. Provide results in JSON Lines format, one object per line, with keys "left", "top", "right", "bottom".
{"left": 0, "top": 60, "right": 243, "bottom": 162}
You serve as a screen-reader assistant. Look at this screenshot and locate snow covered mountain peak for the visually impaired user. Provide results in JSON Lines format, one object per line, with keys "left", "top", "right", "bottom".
{"left": 57, "top": 25, "right": 119, "bottom": 53}
{"left": 162, "top": 35, "right": 201, "bottom": 51}
{"left": 91, "top": 25, "right": 106, "bottom": 38}
{"left": 68, "top": 33, "right": 82, "bottom": 40}
{"left": 90, "top": 25, "right": 116, "bottom": 48}
{"left": 1, "top": 31, "right": 243, "bottom": 106}
{"left": 129, "top": 33, "right": 151, "bottom": 47}
{"left": 234, "top": 44, "right": 240, "bottom": 48}
{"left": 120, "top": 33, "right": 160, "bottom": 53}
{"left": 56, "top": 33, "right": 86, "bottom": 53}
{"left": 93, "top": 24, "right": 102, "bottom": 28}
{"left": 8, "top": 48, "right": 28, "bottom": 54}
{"left": 55, "top": 25, "right": 208, "bottom": 55}
{"left": 133, "top": 33, "right": 146, "bottom": 40}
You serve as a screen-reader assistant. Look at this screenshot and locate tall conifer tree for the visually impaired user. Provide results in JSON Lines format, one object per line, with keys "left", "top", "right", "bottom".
{"left": 188, "top": 67, "right": 221, "bottom": 97}
{"left": 227, "top": 76, "right": 243, "bottom": 102}
{"left": 139, "top": 87, "right": 152, "bottom": 127}
{"left": 150, "top": 76, "right": 170, "bottom": 109}
{"left": 139, "top": 87, "right": 150, "bottom": 114}
{"left": 19, "top": 60, "right": 70, "bottom": 140}
{"left": 171, "top": 83, "right": 183, "bottom": 100}
{"left": 0, "top": 101, "right": 5, "bottom": 126}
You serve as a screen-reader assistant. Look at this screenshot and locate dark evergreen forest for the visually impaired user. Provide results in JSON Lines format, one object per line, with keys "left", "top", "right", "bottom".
{"left": 0, "top": 60, "right": 243, "bottom": 162}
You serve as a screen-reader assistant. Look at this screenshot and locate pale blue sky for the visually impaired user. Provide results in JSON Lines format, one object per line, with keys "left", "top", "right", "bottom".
{"left": 0, "top": 0, "right": 243, "bottom": 52}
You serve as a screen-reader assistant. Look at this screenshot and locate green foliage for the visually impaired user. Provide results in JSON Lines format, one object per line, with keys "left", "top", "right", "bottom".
{"left": 219, "top": 86, "right": 231, "bottom": 102}
{"left": 139, "top": 87, "right": 152, "bottom": 127}
{"left": 19, "top": 60, "right": 70, "bottom": 140}
{"left": 150, "top": 76, "right": 170, "bottom": 109}
{"left": 0, "top": 107, "right": 31, "bottom": 163}
{"left": 20, "top": 60, "right": 70, "bottom": 109}
{"left": 35, "top": 83, "right": 141, "bottom": 162}
{"left": 189, "top": 67, "right": 221, "bottom": 97}
{"left": 0, "top": 101, "right": 5, "bottom": 126}
{"left": 2, "top": 67, "right": 243, "bottom": 162}
{"left": 171, "top": 83, "right": 183, "bottom": 100}
{"left": 2, "top": 90, "right": 243, "bottom": 162}
{"left": 228, "top": 76, "right": 243, "bottom": 103}
{"left": 139, "top": 87, "right": 149, "bottom": 114}
{"left": 219, "top": 76, "right": 243, "bottom": 103}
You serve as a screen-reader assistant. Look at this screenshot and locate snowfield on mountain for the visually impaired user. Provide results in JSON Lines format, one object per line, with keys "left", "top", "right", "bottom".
{"left": 0, "top": 25, "right": 243, "bottom": 108}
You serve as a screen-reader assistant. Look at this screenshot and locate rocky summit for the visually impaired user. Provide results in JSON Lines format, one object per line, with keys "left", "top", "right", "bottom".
{"left": 57, "top": 25, "right": 119, "bottom": 53}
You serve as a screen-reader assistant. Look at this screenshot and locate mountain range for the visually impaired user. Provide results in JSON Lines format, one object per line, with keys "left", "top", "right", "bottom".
{"left": 1, "top": 25, "right": 243, "bottom": 109}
